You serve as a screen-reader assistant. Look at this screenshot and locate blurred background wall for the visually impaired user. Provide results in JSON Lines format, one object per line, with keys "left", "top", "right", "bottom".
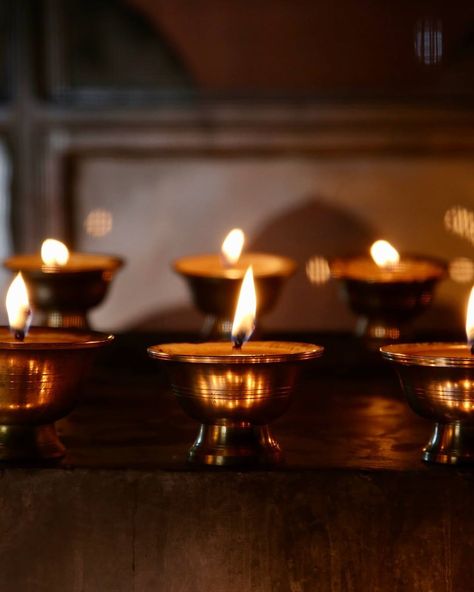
{"left": 3, "top": 0, "right": 474, "bottom": 331}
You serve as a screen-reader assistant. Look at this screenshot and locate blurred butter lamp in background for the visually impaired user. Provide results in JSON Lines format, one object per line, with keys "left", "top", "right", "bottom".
{"left": 330, "top": 239, "right": 446, "bottom": 341}
{"left": 4, "top": 239, "right": 124, "bottom": 329}
{"left": 173, "top": 228, "right": 297, "bottom": 339}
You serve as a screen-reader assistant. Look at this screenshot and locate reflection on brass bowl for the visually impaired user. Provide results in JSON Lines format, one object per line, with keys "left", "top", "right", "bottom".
{"left": 0, "top": 328, "right": 113, "bottom": 461}
{"left": 173, "top": 253, "right": 297, "bottom": 340}
{"left": 331, "top": 255, "right": 446, "bottom": 342}
{"left": 4, "top": 253, "right": 124, "bottom": 329}
{"left": 148, "top": 341, "right": 323, "bottom": 466}
{"left": 381, "top": 343, "right": 474, "bottom": 465}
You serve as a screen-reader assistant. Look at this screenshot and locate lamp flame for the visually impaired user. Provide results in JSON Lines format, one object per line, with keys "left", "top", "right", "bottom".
{"left": 231, "top": 266, "right": 256, "bottom": 349}
{"left": 221, "top": 228, "right": 245, "bottom": 267}
{"left": 466, "top": 286, "right": 474, "bottom": 352}
{"left": 370, "top": 240, "right": 400, "bottom": 268}
{"left": 41, "top": 239, "right": 70, "bottom": 266}
{"left": 6, "top": 273, "right": 32, "bottom": 341}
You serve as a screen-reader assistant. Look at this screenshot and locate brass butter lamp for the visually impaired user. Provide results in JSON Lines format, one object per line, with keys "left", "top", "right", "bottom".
{"left": 4, "top": 239, "right": 123, "bottom": 329}
{"left": 174, "top": 228, "right": 296, "bottom": 339}
{"left": 331, "top": 240, "right": 446, "bottom": 341}
{"left": 0, "top": 273, "right": 113, "bottom": 461}
{"left": 381, "top": 286, "right": 474, "bottom": 465}
{"left": 149, "top": 266, "right": 323, "bottom": 467}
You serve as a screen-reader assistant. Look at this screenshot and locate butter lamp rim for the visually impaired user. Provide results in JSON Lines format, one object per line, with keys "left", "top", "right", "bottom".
{"left": 329, "top": 253, "right": 447, "bottom": 282}
{"left": 4, "top": 253, "right": 125, "bottom": 274}
{"left": 381, "top": 342, "right": 474, "bottom": 367}
{"left": 0, "top": 327, "right": 114, "bottom": 349}
{"left": 172, "top": 252, "right": 297, "bottom": 279}
{"left": 148, "top": 341, "right": 323, "bottom": 364}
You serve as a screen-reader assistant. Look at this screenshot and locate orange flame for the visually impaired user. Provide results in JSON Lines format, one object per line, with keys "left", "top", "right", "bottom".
{"left": 6, "top": 273, "right": 32, "bottom": 339}
{"left": 370, "top": 240, "right": 400, "bottom": 268}
{"left": 231, "top": 266, "right": 256, "bottom": 348}
{"left": 221, "top": 228, "right": 245, "bottom": 267}
{"left": 41, "top": 239, "right": 70, "bottom": 266}
{"left": 466, "top": 286, "right": 474, "bottom": 346}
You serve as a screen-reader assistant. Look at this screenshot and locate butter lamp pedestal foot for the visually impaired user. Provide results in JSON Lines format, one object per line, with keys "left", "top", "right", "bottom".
{"left": 0, "top": 424, "right": 65, "bottom": 462}
{"left": 189, "top": 423, "right": 283, "bottom": 466}
{"left": 423, "top": 422, "right": 474, "bottom": 465}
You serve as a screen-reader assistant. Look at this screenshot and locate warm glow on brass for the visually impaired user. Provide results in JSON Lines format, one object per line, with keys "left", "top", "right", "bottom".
{"left": 6, "top": 273, "right": 31, "bottom": 336}
{"left": 466, "top": 286, "right": 474, "bottom": 345}
{"left": 41, "top": 239, "right": 70, "bottom": 267}
{"left": 231, "top": 266, "right": 256, "bottom": 347}
{"left": 0, "top": 328, "right": 113, "bottom": 461}
{"left": 148, "top": 341, "right": 323, "bottom": 466}
{"left": 370, "top": 240, "right": 400, "bottom": 268}
{"left": 381, "top": 343, "right": 474, "bottom": 465}
{"left": 221, "top": 228, "right": 245, "bottom": 267}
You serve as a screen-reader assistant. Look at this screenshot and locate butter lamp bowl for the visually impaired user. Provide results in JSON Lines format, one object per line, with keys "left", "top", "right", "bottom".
{"left": 381, "top": 343, "right": 474, "bottom": 465}
{"left": 330, "top": 255, "right": 446, "bottom": 341}
{"left": 148, "top": 341, "right": 323, "bottom": 466}
{"left": 4, "top": 253, "right": 124, "bottom": 329}
{"left": 173, "top": 253, "right": 297, "bottom": 339}
{"left": 0, "top": 327, "right": 113, "bottom": 461}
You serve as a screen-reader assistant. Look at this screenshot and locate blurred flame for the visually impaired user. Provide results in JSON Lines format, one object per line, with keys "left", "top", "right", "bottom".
{"left": 466, "top": 286, "right": 474, "bottom": 345}
{"left": 221, "top": 228, "right": 245, "bottom": 267}
{"left": 231, "top": 266, "right": 256, "bottom": 348}
{"left": 370, "top": 240, "right": 400, "bottom": 268}
{"left": 6, "top": 273, "right": 32, "bottom": 339}
{"left": 41, "top": 239, "right": 69, "bottom": 266}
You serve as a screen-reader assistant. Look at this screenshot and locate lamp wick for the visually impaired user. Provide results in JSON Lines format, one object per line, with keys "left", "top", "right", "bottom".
{"left": 14, "top": 329, "right": 25, "bottom": 342}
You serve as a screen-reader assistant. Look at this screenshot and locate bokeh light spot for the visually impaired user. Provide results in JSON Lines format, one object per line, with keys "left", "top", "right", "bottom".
{"left": 84, "top": 209, "right": 113, "bottom": 238}
{"left": 449, "top": 257, "right": 474, "bottom": 284}
{"left": 306, "top": 256, "right": 331, "bottom": 285}
{"left": 445, "top": 206, "right": 474, "bottom": 245}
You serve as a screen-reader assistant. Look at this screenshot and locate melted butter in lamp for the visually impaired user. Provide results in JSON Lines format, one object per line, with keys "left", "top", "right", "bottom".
{"left": 174, "top": 252, "right": 296, "bottom": 279}
{"left": 152, "top": 341, "right": 323, "bottom": 360}
{"left": 174, "top": 227, "right": 296, "bottom": 279}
